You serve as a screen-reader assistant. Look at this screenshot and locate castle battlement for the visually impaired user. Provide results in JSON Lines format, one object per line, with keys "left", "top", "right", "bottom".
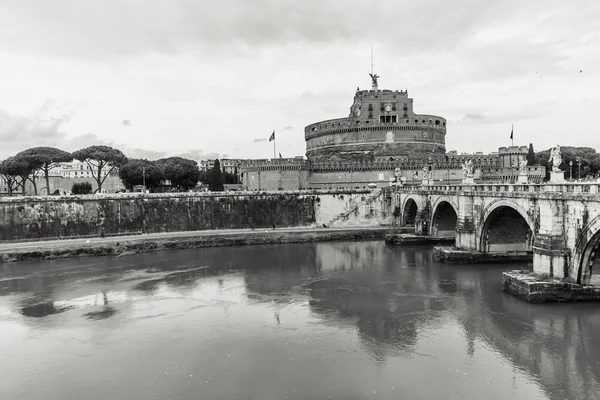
{"left": 498, "top": 146, "right": 528, "bottom": 154}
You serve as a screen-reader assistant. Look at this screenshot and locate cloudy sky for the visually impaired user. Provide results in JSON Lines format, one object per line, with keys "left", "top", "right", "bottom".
{"left": 1, "top": 0, "right": 599, "bottom": 161}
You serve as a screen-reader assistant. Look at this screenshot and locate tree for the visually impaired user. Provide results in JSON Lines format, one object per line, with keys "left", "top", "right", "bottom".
{"left": 71, "top": 182, "right": 92, "bottom": 195}
{"left": 156, "top": 157, "right": 200, "bottom": 191}
{"left": 537, "top": 146, "right": 600, "bottom": 180}
{"left": 118, "top": 159, "right": 164, "bottom": 190}
{"left": 526, "top": 143, "right": 538, "bottom": 166}
{"left": 71, "top": 146, "right": 128, "bottom": 193}
{"left": 15, "top": 147, "right": 73, "bottom": 195}
{"left": 0, "top": 157, "right": 31, "bottom": 195}
{"left": 206, "top": 159, "right": 224, "bottom": 191}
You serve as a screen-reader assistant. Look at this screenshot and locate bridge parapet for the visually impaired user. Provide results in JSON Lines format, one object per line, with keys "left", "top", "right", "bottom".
{"left": 391, "top": 183, "right": 600, "bottom": 197}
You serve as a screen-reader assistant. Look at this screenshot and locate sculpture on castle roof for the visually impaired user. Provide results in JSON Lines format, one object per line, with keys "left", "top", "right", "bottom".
{"left": 548, "top": 145, "right": 562, "bottom": 172}
{"left": 369, "top": 73, "right": 379, "bottom": 87}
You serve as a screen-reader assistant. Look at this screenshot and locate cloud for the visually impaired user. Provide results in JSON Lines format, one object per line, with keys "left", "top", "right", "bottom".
{"left": 0, "top": 0, "right": 518, "bottom": 60}
{"left": 253, "top": 138, "right": 268, "bottom": 143}
{"left": 123, "top": 148, "right": 168, "bottom": 160}
{"left": 0, "top": 104, "right": 236, "bottom": 161}
{"left": 122, "top": 119, "right": 132, "bottom": 126}
{"left": 0, "top": 104, "right": 69, "bottom": 157}
{"left": 283, "top": 125, "right": 294, "bottom": 130}
{"left": 463, "top": 114, "right": 485, "bottom": 121}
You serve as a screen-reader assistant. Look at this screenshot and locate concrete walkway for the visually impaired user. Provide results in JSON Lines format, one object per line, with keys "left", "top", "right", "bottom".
{"left": 0, "top": 226, "right": 395, "bottom": 252}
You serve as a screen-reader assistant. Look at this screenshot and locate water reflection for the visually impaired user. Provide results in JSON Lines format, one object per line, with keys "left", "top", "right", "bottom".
{"left": 0, "top": 242, "right": 599, "bottom": 400}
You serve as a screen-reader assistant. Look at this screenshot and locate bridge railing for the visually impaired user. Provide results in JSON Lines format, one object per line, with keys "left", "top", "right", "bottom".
{"left": 392, "top": 182, "right": 600, "bottom": 194}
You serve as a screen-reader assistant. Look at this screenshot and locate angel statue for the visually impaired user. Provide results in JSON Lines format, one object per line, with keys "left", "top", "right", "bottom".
{"left": 518, "top": 159, "right": 528, "bottom": 175}
{"left": 548, "top": 145, "right": 562, "bottom": 172}
{"left": 465, "top": 159, "right": 474, "bottom": 175}
{"left": 461, "top": 162, "right": 468, "bottom": 177}
{"left": 369, "top": 73, "right": 379, "bottom": 87}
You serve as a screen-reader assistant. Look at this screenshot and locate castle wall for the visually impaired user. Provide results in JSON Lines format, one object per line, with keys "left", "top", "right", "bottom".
{"left": 305, "top": 123, "right": 446, "bottom": 161}
{"left": 242, "top": 169, "right": 308, "bottom": 191}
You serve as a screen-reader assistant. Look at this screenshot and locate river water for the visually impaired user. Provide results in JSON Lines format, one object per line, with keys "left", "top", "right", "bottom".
{"left": 1, "top": 241, "right": 600, "bottom": 400}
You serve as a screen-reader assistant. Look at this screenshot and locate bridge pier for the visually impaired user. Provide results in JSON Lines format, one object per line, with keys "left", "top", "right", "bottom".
{"left": 455, "top": 195, "right": 477, "bottom": 251}
{"left": 533, "top": 200, "right": 569, "bottom": 278}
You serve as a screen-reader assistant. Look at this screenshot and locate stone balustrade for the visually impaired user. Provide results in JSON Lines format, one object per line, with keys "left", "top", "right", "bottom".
{"left": 392, "top": 182, "right": 600, "bottom": 195}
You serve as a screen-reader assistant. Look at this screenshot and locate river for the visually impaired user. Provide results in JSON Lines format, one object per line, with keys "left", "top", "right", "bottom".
{"left": 1, "top": 241, "right": 599, "bottom": 400}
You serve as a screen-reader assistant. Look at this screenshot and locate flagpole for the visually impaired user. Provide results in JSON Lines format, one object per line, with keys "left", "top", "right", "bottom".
{"left": 511, "top": 124, "right": 514, "bottom": 147}
{"left": 273, "top": 131, "right": 276, "bottom": 159}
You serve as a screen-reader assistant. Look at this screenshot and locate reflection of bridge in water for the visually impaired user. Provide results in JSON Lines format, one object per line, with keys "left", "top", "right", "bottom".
{"left": 243, "top": 243, "right": 600, "bottom": 400}
{"left": 391, "top": 183, "right": 600, "bottom": 284}
{"left": 3, "top": 242, "right": 600, "bottom": 398}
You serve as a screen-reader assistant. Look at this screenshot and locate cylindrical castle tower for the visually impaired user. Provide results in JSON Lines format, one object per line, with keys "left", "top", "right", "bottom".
{"left": 304, "top": 79, "right": 446, "bottom": 164}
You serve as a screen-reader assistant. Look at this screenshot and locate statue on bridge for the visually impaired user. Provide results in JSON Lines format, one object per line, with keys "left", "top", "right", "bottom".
{"left": 422, "top": 166, "right": 433, "bottom": 180}
{"left": 394, "top": 167, "right": 402, "bottom": 185}
{"left": 462, "top": 159, "right": 474, "bottom": 177}
{"left": 548, "top": 145, "right": 562, "bottom": 172}
{"left": 519, "top": 159, "right": 528, "bottom": 175}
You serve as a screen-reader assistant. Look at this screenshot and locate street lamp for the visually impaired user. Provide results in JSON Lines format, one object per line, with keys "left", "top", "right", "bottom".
{"left": 569, "top": 161, "right": 573, "bottom": 180}
{"left": 142, "top": 166, "right": 146, "bottom": 192}
{"left": 577, "top": 158, "right": 581, "bottom": 180}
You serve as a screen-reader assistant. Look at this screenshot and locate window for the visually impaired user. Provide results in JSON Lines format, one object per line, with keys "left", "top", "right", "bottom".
{"left": 380, "top": 115, "right": 397, "bottom": 123}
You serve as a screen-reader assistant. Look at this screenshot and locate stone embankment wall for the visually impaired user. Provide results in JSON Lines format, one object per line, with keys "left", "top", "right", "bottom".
{"left": 0, "top": 190, "right": 391, "bottom": 241}
{"left": 315, "top": 190, "right": 392, "bottom": 227}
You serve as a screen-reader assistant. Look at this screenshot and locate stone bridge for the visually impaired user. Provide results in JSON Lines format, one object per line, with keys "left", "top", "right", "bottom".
{"left": 390, "top": 182, "right": 600, "bottom": 285}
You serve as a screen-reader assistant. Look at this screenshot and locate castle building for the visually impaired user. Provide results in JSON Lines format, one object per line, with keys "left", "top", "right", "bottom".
{"left": 305, "top": 84, "right": 446, "bottom": 163}
{"left": 240, "top": 75, "right": 545, "bottom": 190}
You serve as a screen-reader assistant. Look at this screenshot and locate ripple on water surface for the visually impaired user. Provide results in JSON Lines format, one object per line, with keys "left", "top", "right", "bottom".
{"left": 0, "top": 242, "right": 599, "bottom": 400}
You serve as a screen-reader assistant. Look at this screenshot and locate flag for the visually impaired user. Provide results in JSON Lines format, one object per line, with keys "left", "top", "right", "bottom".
{"left": 269, "top": 131, "right": 275, "bottom": 142}
{"left": 510, "top": 125, "right": 513, "bottom": 140}
{"left": 279, "top": 152, "right": 282, "bottom": 158}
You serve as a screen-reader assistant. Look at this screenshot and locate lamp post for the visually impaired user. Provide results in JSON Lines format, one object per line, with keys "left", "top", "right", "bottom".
{"left": 577, "top": 158, "right": 581, "bottom": 180}
{"left": 569, "top": 161, "right": 573, "bottom": 180}
{"left": 142, "top": 166, "right": 146, "bottom": 192}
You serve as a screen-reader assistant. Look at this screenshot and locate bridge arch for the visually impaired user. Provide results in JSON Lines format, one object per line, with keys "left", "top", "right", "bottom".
{"left": 430, "top": 197, "right": 459, "bottom": 239}
{"left": 401, "top": 195, "right": 421, "bottom": 226}
{"left": 479, "top": 200, "right": 534, "bottom": 254}
{"left": 573, "top": 215, "right": 600, "bottom": 285}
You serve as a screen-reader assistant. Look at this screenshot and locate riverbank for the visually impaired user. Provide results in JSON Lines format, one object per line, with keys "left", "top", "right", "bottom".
{"left": 433, "top": 246, "right": 533, "bottom": 263}
{"left": 502, "top": 270, "right": 600, "bottom": 303}
{"left": 0, "top": 226, "right": 407, "bottom": 263}
{"left": 385, "top": 233, "right": 455, "bottom": 246}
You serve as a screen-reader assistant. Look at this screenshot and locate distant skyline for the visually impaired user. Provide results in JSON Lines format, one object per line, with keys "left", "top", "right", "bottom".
{"left": 1, "top": 0, "right": 599, "bottom": 161}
